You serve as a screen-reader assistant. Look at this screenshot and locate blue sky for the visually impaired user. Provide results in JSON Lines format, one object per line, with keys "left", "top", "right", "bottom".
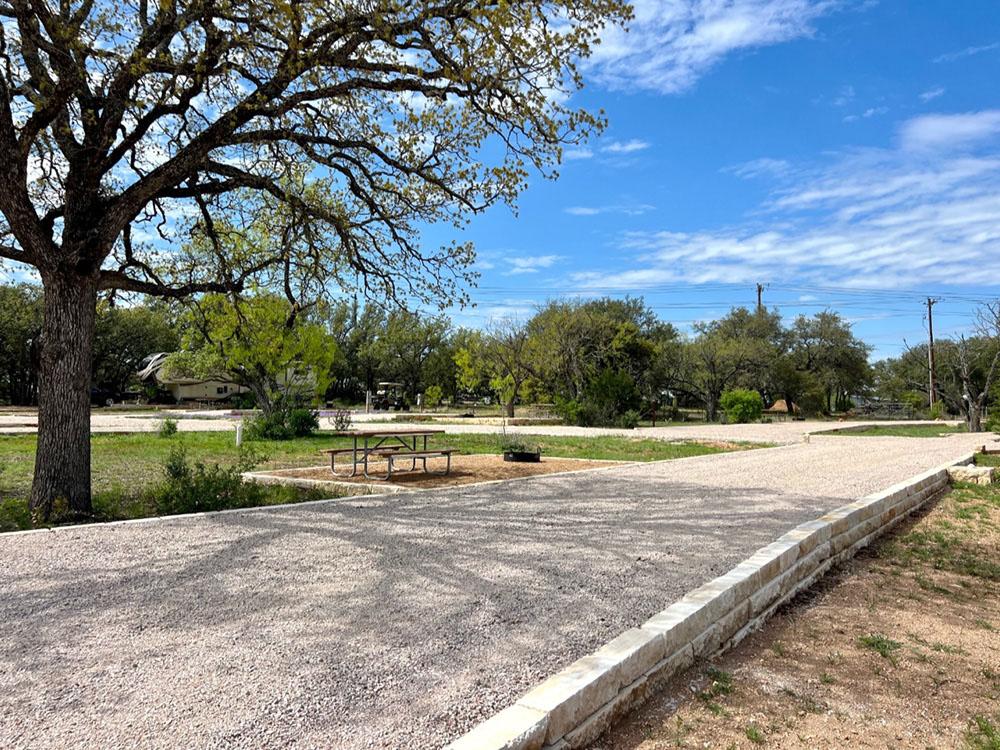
{"left": 440, "top": 0, "right": 1000, "bottom": 359}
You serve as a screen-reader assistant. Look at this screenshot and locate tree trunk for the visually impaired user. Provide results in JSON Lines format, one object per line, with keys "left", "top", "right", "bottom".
{"left": 968, "top": 401, "right": 983, "bottom": 433}
{"left": 30, "top": 272, "right": 98, "bottom": 521}
{"left": 505, "top": 398, "right": 515, "bottom": 418}
{"left": 705, "top": 397, "right": 717, "bottom": 422}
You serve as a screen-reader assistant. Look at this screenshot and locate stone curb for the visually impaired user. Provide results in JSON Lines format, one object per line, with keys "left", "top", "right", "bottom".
{"left": 445, "top": 452, "right": 975, "bottom": 750}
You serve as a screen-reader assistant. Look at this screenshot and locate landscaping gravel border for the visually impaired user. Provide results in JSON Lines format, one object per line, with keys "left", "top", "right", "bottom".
{"left": 445, "top": 453, "right": 974, "bottom": 750}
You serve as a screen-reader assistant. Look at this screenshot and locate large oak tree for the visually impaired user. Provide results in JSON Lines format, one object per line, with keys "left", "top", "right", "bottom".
{"left": 0, "top": 0, "right": 628, "bottom": 518}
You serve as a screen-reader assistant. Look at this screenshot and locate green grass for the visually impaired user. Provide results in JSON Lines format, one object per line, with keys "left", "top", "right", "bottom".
{"left": 966, "top": 715, "right": 1000, "bottom": 750}
{"left": 697, "top": 667, "right": 734, "bottom": 715}
{"left": 884, "top": 482, "right": 1000, "bottom": 582}
{"left": 0, "top": 430, "right": 748, "bottom": 532}
{"left": 745, "top": 724, "right": 766, "bottom": 744}
{"left": 975, "top": 453, "right": 1000, "bottom": 468}
{"left": 817, "top": 423, "right": 966, "bottom": 438}
{"left": 858, "top": 633, "right": 903, "bottom": 663}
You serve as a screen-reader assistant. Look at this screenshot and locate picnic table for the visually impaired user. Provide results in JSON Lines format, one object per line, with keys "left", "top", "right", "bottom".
{"left": 321, "top": 428, "right": 454, "bottom": 480}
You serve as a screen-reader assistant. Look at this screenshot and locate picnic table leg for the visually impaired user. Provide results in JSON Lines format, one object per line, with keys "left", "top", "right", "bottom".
{"left": 350, "top": 435, "right": 360, "bottom": 477}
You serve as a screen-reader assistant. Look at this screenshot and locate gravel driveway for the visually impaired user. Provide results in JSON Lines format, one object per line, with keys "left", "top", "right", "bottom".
{"left": 0, "top": 434, "right": 985, "bottom": 749}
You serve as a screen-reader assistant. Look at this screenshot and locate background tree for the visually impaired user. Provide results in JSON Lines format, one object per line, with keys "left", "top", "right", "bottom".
{"left": 676, "top": 325, "right": 753, "bottom": 422}
{"left": 0, "top": 284, "right": 43, "bottom": 405}
{"left": 0, "top": 0, "right": 628, "bottom": 516}
{"left": 163, "top": 293, "right": 334, "bottom": 418}
{"left": 92, "top": 302, "right": 180, "bottom": 399}
{"left": 483, "top": 318, "right": 535, "bottom": 417}
{"left": 372, "top": 311, "right": 451, "bottom": 400}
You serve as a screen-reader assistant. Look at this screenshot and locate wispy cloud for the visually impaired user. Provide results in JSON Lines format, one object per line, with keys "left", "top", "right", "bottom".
{"left": 586, "top": 0, "right": 837, "bottom": 94}
{"left": 899, "top": 110, "right": 1000, "bottom": 151}
{"left": 602, "top": 139, "right": 651, "bottom": 154}
{"left": 919, "top": 86, "right": 946, "bottom": 103}
{"left": 503, "top": 254, "right": 564, "bottom": 276}
{"left": 570, "top": 112, "right": 1000, "bottom": 292}
{"left": 831, "top": 84, "right": 856, "bottom": 107}
{"left": 932, "top": 41, "right": 999, "bottom": 64}
{"left": 564, "top": 139, "right": 651, "bottom": 162}
{"left": 565, "top": 203, "right": 656, "bottom": 217}
{"left": 723, "top": 157, "right": 793, "bottom": 179}
{"left": 843, "top": 106, "right": 888, "bottom": 123}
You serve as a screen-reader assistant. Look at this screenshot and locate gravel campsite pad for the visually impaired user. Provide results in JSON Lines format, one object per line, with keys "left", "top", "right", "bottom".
{"left": 0, "top": 435, "right": 988, "bottom": 749}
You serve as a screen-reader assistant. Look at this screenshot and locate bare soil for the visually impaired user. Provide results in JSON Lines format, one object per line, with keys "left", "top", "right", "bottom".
{"left": 595, "top": 482, "right": 1000, "bottom": 750}
{"left": 255, "top": 453, "right": 623, "bottom": 489}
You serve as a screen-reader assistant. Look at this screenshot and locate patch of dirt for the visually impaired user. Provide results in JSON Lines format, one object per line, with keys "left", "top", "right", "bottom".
{"left": 256, "top": 453, "right": 622, "bottom": 489}
{"left": 594, "top": 483, "right": 1000, "bottom": 750}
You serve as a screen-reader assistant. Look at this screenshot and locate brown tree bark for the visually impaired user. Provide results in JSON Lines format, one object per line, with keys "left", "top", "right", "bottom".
{"left": 29, "top": 271, "right": 98, "bottom": 521}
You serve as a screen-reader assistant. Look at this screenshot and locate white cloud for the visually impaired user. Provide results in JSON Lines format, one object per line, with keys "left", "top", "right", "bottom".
{"left": 602, "top": 139, "right": 651, "bottom": 154}
{"left": 565, "top": 203, "right": 655, "bottom": 216}
{"left": 563, "top": 148, "right": 594, "bottom": 161}
{"left": 723, "top": 157, "right": 792, "bottom": 179}
{"left": 586, "top": 0, "right": 836, "bottom": 94}
{"left": 831, "top": 84, "right": 856, "bottom": 107}
{"left": 919, "top": 86, "right": 946, "bottom": 103}
{"left": 843, "top": 106, "right": 888, "bottom": 123}
{"left": 899, "top": 110, "right": 1000, "bottom": 151}
{"left": 933, "top": 41, "right": 999, "bottom": 64}
{"left": 570, "top": 120, "right": 1000, "bottom": 292}
{"left": 503, "top": 254, "right": 564, "bottom": 275}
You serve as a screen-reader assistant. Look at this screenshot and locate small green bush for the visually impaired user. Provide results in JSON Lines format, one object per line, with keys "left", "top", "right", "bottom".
{"left": 158, "top": 417, "right": 178, "bottom": 437}
{"left": 424, "top": 385, "right": 443, "bottom": 408}
{"left": 332, "top": 408, "right": 353, "bottom": 431}
{"left": 245, "top": 405, "right": 319, "bottom": 440}
{"left": 287, "top": 408, "right": 319, "bottom": 437}
{"left": 499, "top": 435, "right": 538, "bottom": 454}
{"left": 720, "top": 389, "right": 764, "bottom": 423}
{"left": 152, "top": 446, "right": 266, "bottom": 516}
{"left": 928, "top": 401, "right": 946, "bottom": 420}
{"left": 618, "top": 409, "right": 641, "bottom": 429}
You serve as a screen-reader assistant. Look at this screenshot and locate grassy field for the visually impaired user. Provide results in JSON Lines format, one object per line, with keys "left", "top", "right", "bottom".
{"left": 603, "top": 477, "right": 1000, "bottom": 750}
{"left": 818, "top": 423, "right": 967, "bottom": 438}
{"left": 0, "top": 431, "right": 744, "bottom": 531}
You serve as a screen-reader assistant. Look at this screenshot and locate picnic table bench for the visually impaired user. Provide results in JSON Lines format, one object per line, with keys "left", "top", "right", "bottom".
{"left": 321, "top": 428, "right": 453, "bottom": 480}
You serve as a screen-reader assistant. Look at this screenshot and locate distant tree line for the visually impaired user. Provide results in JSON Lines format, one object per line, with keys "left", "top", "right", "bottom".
{"left": 11, "top": 282, "right": 968, "bottom": 427}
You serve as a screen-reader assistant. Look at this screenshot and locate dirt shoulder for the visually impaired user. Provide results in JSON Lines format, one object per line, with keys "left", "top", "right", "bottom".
{"left": 596, "top": 480, "right": 1000, "bottom": 750}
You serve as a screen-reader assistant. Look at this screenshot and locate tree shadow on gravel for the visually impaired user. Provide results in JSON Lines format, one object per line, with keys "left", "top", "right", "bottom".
{"left": 0, "top": 470, "right": 845, "bottom": 747}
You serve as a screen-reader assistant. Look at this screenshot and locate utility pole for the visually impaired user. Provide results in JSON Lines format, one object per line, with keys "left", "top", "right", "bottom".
{"left": 756, "top": 282, "right": 766, "bottom": 313}
{"left": 927, "top": 297, "right": 938, "bottom": 407}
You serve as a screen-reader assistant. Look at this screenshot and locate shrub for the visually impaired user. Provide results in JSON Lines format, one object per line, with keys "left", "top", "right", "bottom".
{"left": 424, "top": 385, "right": 443, "bottom": 408}
{"left": 245, "top": 404, "right": 319, "bottom": 440}
{"left": 158, "top": 417, "right": 178, "bottom": 437}
{"left": 720, "top": 389, "right": 764, "bottom": 423}
{"left": 556, "top": 370, "right": 642, "bottom": 427}
{"left": 245, "top": 411, "right": 291, "bottom": 440}
{"left": 153, "top": 446, "right": 266, "bottom": 516}
{"left": 499, "top": 435, "right": 538, "bottom": 454}
{"left": 287, "top": 408, "right": 319, "bottom": 437}
{"left": 929, "top": 401, "right": 946, "bottom": 420}
{"left": 618, "top": 409, "right": 641, "bottom": 429}
{"left": 332, "top": 408, "right": 353, "bottom": 431}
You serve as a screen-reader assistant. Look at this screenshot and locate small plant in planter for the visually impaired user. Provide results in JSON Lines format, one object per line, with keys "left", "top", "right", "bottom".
{"left": 499, "top": 435, "right": 541, "bottom": 463}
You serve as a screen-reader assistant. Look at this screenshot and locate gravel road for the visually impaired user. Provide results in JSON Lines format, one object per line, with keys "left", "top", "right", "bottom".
{"left": 0, "top": 410, "right": 957, "bottom": 445}
{"left": 0, "top": 433, "right": 986, "bottom": 749}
